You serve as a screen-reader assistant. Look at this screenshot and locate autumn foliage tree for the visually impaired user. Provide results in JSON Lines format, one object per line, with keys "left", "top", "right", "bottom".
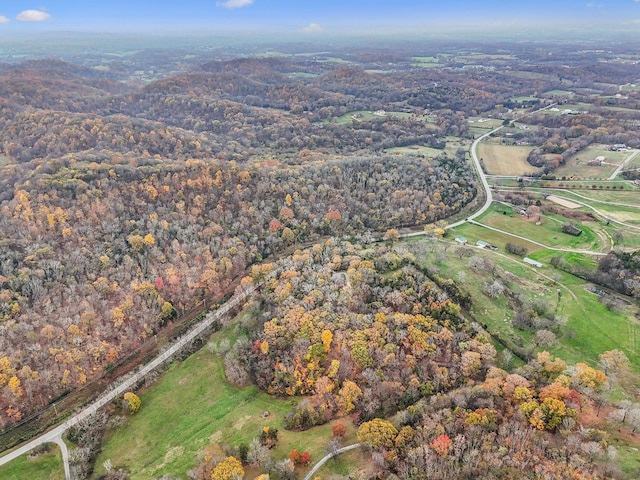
{"left": 123, "top": 392, "right": 141, "bottom": 414}
{"left": 357, "top": 418, "right": 398, "bottom": 449}
{"left": 210, "top": 456, "right": 244, "bottom": 480}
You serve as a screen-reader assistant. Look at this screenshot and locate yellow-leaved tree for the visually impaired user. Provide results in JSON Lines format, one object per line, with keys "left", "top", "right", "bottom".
{"left": 357, "top": 418, "right": 398, "bottom": 448}
{"left": 211, "top": 456, "right": 244, "bottom": 480}
{"left": 123, "top": 392, "right": 141, "bottom": 414}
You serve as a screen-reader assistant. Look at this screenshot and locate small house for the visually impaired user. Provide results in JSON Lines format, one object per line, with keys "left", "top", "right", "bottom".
{"left": 523, "top": 257, "right": 543, "bottom": 268}
{"left": 455, "top": 236, "right": 468, "bottom": 245}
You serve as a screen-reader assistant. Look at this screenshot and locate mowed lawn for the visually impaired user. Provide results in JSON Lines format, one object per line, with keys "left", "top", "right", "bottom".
{"left": 92, "top": 327, "right": 358, "bottom": 480}
{"left": 477, "top": 143, "right": 538, "bottom": 176}
{"left": 0, "top": 444, "right": 64, "bottom": 480}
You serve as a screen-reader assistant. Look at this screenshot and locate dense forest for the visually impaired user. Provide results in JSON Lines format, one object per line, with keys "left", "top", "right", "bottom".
{"left": 192, "top": 240, "right": 615, "bottom": 479}
{"left": 0, "top": 53, "right": 487, "bottom": 427}
{"left": 0, "top": 37, "right": 639, "bottom": 479}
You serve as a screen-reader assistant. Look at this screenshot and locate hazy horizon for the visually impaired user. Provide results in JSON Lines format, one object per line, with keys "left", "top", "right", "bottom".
{"left": 1, "top": 1, "right": 640, "bottom": 36}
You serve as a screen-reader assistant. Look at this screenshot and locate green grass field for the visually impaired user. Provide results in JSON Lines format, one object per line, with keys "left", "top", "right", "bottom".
{"left": 385, "top": 136, "right": 466, "bottom": 159}
{"left": 453, "top": 53, "right": 516, "bottom": 63}
{"left": 531, "top": 189, "right": 640, "bottom": 228}
{"left": 450, "top": 222, "right": 543, "bottom": 254}
{"left": 542, "top": 89, "right": 574, "bottom": 97}
{"left": 0, "top": 444, "right": 64, "bottom": 480}
{"left": 92, "top": 324, "right": 358, "bottom": 480}
{"left": 625, "top": 152, "right": 640, "bottom": 170}
{"left": 287, "top": 72, "right": 318, "bottom": 78}
{"left": 561, "top": 187, "right": 640, "bottom": 203}
{"left": 555, "top": 145, "right": 629, "bottom": 179}
{"left": 407, "top": 238, "right": 640, "bottom": 370}
{"left": 411, "top": 56, "right": 439, "bottom": 68}
{"left": 471, "top": 204, "right": 603, "bottom": 251}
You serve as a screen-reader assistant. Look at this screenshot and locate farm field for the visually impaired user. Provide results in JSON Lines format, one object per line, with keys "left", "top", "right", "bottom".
{"left": 287, "top": 72, "right": 318, "bottom": 78}
{"left": 472, "top": 203, "right": 604, "bottom": 251}
{"left": 449, "top": 222, "right": 543, "bottom": 254}
{"left": 555, "top": 145, "right": 629, "bottom": 179}
{"left": 453, "top": 53, "right": 516, "bottom": 63}
{"left": 529, "top": 180, "right": 629, "bottom": 190}
{"left": 541, "top": 89, "right": 574, "bottom": 97}
{"left": 0, "top": 444, "right": 64, "bottom": 480}
{"left": 476, "top": 143, "right": 537, "bottom": 175}
{"left": 555, "top": 187, "right": 640, "bottom": 203}
{"left": 411, "top": 56, "right": 439, "bottom": 67}
{"left": 621, "top": 83, "right": 640, "bottom": 92}
{"left": 592, "top": 204, "right": 640, "bottom": 226}
{"left": 468, "top": 117, "right": 503, "bottom": 137}
{"left": 92, "top": 321, "right": 358, "bottom": 480}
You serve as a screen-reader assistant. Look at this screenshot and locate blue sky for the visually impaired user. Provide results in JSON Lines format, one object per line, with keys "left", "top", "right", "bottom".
{"left": 1, "top": 1, "right": 640, "bottom": 33}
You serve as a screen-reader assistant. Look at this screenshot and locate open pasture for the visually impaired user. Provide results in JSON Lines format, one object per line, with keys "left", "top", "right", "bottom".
{"left": 542, "top": 89, "right": 574, "bottom": 97}
{"left": 554, "top": 145, "right": 629, "bottom": 179}
{"left": 477, "top": 143, "right": 538, "bottom": 176}
{"left": 475, "top": 204, "right": 603, "bottom": 251}
{"left": 93, "top": 323, "right": 358, "bottom": 480}
{"left": 408, "top": 237, "right": 640, "bottom": 370}
{"left": 411, "top": 56, "right": 439, "bottom": 67}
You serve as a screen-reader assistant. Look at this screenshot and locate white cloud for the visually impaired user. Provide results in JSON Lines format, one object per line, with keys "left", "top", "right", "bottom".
{"left": 300, "top": 22, "right": 324, "bottom": 34}
{"left": 0, "top": 16, "right": 9, "bottom": 24}
{"left": 217, "top": 0, "right": 254, "bottom": 9}
{"left": 16, "top": 10, "right": 51, "bottom": 22}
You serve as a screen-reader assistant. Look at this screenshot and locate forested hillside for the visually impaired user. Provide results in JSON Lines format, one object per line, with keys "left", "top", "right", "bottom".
{"left": 0, "top": 55, "right": 486, "bottom": 427}
{"left": 194, "top": 240, "right": 613, "bottom": 479}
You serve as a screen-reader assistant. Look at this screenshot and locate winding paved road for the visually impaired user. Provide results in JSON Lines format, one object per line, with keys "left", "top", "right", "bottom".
{"left": 0, "top": 270, "right": 281, "bottom": 479}
{"left": 495, "top": 187, "right": 640, "bottom": 232}
{"left": 302, "top": 443, "right": 362, "bottom": 480}
{"left": 467, "top": 219, "right": 607, "bottom": 256}
{"left": 608, "top": 149, "right": 639, "bottom": 180}
{"left": 446, "top": 125, "right": 503, "bottom": 229}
